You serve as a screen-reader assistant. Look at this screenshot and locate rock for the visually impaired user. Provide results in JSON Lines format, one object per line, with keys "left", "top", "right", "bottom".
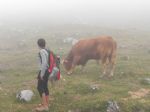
{"left": 144, "top": 78, "right": 150, "bottom": 84}
{"left": 107, "top": 100, "right": 120, "bottom": 112}
{"left": 72, "top": 39, "right": 79, "bottom": 46}
{"left": 90, "top": 84, "right": 100, "bottom": 93}
{"left": 141, "top": 78, "right": 150, "bottom": 85}
{"left": 63, "top": 37, "right": 74, "bottom": 43}
{"left": 16, "top": 90, "right": 34, "bottom": 102}
{"left": 63, "top": 37, "right": 78, "bottom": 46}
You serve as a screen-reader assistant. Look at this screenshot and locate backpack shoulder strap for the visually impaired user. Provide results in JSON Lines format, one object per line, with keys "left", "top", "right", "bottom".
{"left": 44, "top": 49, "right": 50, "bottom": 54}
{"left": 46, "top": 49, "right": 57, "bottom": 73}
{"left": 38, "top": 52, "right": 42, "bottom": 63}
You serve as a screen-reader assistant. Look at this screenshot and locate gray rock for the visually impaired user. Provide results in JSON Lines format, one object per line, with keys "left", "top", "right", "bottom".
{"left": 63, "top": 37, "right": 78, "bottom": 46}
{"left": 90, "top": 84, "right": 99, "bottom": 91}
{"left": 107, "top": 100, "right": 120, "bottom": 112}
{"left": 142, "top": 78, "right": 150, "bottom": 85}
{"left": 16, "top": 90, "right": 34, "bottom": 102}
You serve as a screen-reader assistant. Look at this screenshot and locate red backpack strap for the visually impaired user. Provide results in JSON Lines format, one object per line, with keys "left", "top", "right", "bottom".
{"left": 48, "top": 51, "right": 56, "bottom": 73}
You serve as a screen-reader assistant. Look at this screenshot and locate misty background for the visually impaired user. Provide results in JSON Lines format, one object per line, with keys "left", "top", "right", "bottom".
{"left": 0, "top": 0, "right": 150, "bottom": 29}
{"left": 0, "top": 0, "right": 150, "bottom": 51}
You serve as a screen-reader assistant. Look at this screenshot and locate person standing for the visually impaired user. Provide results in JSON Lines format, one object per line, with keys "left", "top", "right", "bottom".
{"left": 36, "top": 38, "right": 49, "bottom": 111}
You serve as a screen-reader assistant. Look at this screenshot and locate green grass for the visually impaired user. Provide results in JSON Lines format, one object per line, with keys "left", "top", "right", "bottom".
{"left": 0, "top": 26, "right": 150, "bottom": 112}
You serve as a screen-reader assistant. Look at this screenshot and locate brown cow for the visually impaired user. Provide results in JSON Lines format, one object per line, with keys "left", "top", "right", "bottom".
{"left": 62, "top": 36, "right": 117, "bottom": 77}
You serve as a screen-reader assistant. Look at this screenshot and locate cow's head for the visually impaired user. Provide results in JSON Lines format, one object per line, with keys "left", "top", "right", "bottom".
{"left": 62, "top": 58, "right": 73, "bottom": 74}
{"left": 62, "top": 50, "right": 74, "bottom": 74}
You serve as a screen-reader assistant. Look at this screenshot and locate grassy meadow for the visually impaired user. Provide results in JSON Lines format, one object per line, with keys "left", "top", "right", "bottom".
{"left": 0, "top": 25, "right": 150, "bottom": 112}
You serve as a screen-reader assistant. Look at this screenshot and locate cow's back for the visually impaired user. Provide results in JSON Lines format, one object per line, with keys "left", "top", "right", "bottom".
{"left": 71, "top": 36, "right": 115, "bottom": 58}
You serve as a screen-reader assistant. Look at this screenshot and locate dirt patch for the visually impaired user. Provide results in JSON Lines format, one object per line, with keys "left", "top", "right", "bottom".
{"left": 122, "top": 88, "right": 150, "bottom": 101}
{"left": 128, "top": 88, "right": 150, "bottom": 99}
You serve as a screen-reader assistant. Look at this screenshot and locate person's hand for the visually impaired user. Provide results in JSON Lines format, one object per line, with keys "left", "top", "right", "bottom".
{"left": 40, "top": 76, "right": 44, "bottom": 80}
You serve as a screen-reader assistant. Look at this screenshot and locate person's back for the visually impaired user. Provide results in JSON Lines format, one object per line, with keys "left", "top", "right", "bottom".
{"left": 38, "top": 49, "right": 49, "bottom": 79}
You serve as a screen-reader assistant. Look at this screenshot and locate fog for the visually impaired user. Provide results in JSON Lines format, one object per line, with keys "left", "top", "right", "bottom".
{"left": 1, "top": 1, "right": 150, "bottom": 112}
{"left": 0, "top": 0, "right": 150, "bottom": 29}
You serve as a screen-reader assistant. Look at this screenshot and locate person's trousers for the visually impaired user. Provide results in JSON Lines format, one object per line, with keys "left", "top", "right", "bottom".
{"left": 37, "top": 70, "right": 49, "bottom": 97}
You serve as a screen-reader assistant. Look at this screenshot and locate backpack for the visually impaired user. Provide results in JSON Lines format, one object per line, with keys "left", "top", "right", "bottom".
{"left": 46, "top": 49, "right": 60, "bottom": 81}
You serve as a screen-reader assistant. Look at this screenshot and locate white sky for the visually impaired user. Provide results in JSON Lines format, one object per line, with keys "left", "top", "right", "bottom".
{"left": 0, "top": 0, "right": 150, "bottom": 27}
{"left": 0, "top": 0, "right": 149, "bottom": 14}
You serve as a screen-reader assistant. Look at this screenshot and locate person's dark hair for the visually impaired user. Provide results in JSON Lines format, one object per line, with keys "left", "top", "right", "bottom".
{"left": 37, "top": 38, "right": 46, "bottom": 48}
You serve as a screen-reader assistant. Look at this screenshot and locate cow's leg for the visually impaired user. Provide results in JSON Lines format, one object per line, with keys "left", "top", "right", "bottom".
{"left": 100, "top": 57, "right": 109, "bottom": 77}
{"left": 109, "top": 60, "right": 116, "bottom": 77}
{"left": 108, "top": 53, "right": 116, "bottom": 77}
{"left": 108, "top": 41, "right": 117, "bottom": 77}
{"left": 102, "top": 62, "right": 107, "bottom": 75}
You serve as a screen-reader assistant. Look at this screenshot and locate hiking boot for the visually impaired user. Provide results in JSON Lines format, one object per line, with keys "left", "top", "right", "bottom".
{"left": 35, "top": 106, "right": 49, "bottom": 112}
{"left": 36, "top": 104, "right": 43, "bottom": 108}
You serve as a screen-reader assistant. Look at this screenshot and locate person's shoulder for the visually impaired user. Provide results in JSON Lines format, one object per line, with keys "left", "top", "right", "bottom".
{"left": 39, "top": 49, "right": 48, "bottom": 54}
{"left": 39, "top": 49, "right": 44, "bottom": 53}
